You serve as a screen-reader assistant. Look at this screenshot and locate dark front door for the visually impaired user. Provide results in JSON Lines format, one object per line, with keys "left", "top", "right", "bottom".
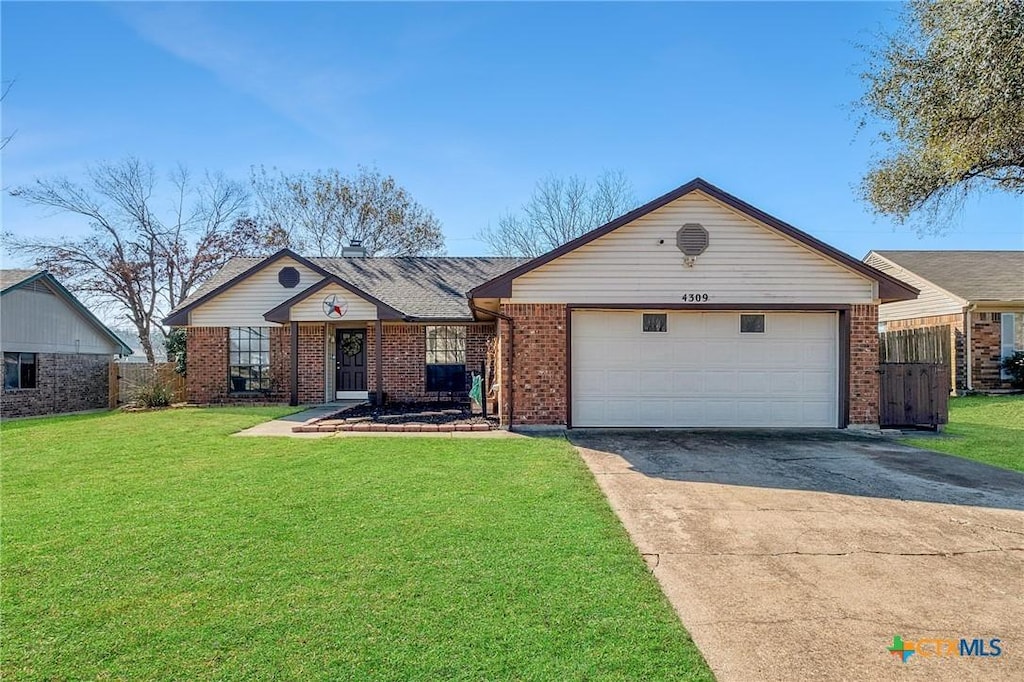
{"left": 336, "top": 329, "right": 367, "bottom": 394}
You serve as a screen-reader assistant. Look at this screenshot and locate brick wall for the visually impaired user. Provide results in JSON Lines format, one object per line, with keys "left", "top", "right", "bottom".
{"left": 971, "top": 312, "right": 1013, "bottom": 390}
{"left": 849, "top": 304, "right": 880, "bottom": 427}
{"left": 186, "top": 323, "right": 494, "bottom": 405}
{"left": 296, "top": 325, "right": 326, "bottom": 403}
{"left": 1, "top": 352, "right": 111, "bottom": 418}
{"left": 186, "top": 327, "right": 229, "bottom": 403}
{"left": 365, "top": 323, "right": 495, "bottom": 402}
{"left": 884, "top": 312, "right": 966, "bottom": 391}
{"left": 499, "top": 304, "right": 566, "bottom": 426}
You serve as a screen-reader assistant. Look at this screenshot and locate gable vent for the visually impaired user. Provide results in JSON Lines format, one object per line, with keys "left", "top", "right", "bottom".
{"left": 676, "top": 223, "right": 709, "bottom": 256}
{"left": 23, "top": 280, "right": 55, "bottom": 295}
{"left": 278, "top": 266, "right": 300, "bottom": 288}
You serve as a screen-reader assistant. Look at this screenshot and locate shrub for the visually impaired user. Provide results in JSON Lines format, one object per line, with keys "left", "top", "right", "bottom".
{"left": 1000, "top": 351, "right": 1024, "bottom": 389}
{"left": 165, "top": 328, "right": 187, "bottom": 376}
{"left": 132, "top": 381, "right": 174, "bottom": 408}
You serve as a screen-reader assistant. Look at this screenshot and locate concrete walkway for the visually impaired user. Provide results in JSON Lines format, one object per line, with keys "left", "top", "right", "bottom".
{"left": 233, "top": 404, "right": 357, "bottom": 438}
{"left": 572, "top": 430, "right": 1024, "bottom": 682}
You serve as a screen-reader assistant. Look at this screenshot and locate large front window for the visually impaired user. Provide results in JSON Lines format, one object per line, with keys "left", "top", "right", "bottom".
{"left": 229, "top": 327, "right": 270, "bottom": 392}
{"left": 425, "top": 326, "right": 466, "bottom": 392}
{"left": 4, "top": 352, "right": 37, "bottom": 390}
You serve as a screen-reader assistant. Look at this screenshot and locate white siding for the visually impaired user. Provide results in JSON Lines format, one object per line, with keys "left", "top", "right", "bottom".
{"left": 290, "top": 283, "right": 378, "bottom": 321}
{"left": 865, "top": 253, "right": 964, "bottom": 322}
{"left": 190, "top": 258, "right": 321, "bottom": 327}
{"left": 0, "top": 286, "right": 121, "bottom": 354}
{"left": 510, "top": 192, "right": 875, "bottom": 304}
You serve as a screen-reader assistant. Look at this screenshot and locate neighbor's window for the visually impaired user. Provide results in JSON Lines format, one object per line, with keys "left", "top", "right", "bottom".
{"left": 643, "top": 313, "right": 668, "bottom": 333}
{"left": 1000, "top": 313, "right": 1024, "bottom": 380}
{"left": 229, "top": 327, "right": 271, "bottom": 392}
{"left": 740, "top": 314, "right": 766, "bottom": 333}
{"left": 425, "top": 326, "right": 467, "bottom": 393}
{"left": 3, "top": 352, "right": 37, "bottom": 390}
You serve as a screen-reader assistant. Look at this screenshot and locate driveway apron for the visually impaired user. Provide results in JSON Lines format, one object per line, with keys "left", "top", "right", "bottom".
{"left": 571, "top": 430, "right": 1024, "bottom": 682}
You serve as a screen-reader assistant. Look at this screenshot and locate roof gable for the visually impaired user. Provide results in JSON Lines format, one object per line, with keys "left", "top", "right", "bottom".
{"left": 164, "top": 249, "right": 331, "bottom": 326}
{"left": 0, "top": 270, "right": 133, "bottom": 355}
{"left": 264, "top": 276, "right": 404, "bottom": 323}
{"left": 470, "top": 178, "right": 918, "bottom": 303}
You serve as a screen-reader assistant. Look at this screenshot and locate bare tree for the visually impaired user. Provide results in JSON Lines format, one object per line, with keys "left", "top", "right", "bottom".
{"left": 8, "top": 158, "right": 263, "bottom": 362}
{"left": 479, "top": 170, "right": 636, "bottom": 257}
{"left": 1, "top": 79, "right": 15, "bottom": 150}
{"left": 250, "top": 165, "right": 445, "bottom": 257}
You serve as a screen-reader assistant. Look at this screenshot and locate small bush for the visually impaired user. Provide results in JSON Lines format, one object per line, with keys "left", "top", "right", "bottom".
{"left": 1001, "top": 351, "right": 1024, "bottom": 389}
{"left": 132, "top": 382, "right": 174, "bottom": 408}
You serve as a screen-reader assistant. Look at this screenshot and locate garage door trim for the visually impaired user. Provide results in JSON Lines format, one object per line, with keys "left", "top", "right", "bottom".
{"left": 565, "top": 303, "right": 852, "bottom": 428}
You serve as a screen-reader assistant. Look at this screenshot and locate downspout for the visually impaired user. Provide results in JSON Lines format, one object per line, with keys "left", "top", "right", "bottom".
{"left": 964, "top": 304, "right": 975, "bottom": 391}
{"left": 469, "top": 303, "right": 514, "bottom": 428}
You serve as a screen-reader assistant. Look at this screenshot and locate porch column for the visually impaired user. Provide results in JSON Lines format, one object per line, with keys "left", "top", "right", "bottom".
{"left": 290, "top": 321, "right": 299, "bottom": 406}
{"left": 374, "top": 319, "right": 383, "bottom": 405}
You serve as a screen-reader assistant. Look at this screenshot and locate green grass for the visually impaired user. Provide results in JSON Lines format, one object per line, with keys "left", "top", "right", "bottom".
{"left": 903, "top": 395, "right": 1024, "bottom": 472}
{"left": 1, "top": 408, "right": 711, "bottom": 681}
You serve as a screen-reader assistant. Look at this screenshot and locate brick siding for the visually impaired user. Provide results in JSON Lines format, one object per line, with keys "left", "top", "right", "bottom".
{"left": 849, "top": 304, "right": 880, "bottom": 426}
{"left": 1, "top": 352, "right": 111, "bottom": 418}
{"left": 971, "top": 312, "right": 1014, "bottom": 391}
{"left": 498, "top": 304, "right": 567, "bottom": 426}
{"left": 365, "top": 323, "right": 495, "bottom": 402}
{"left": 186, "top": 323, "right": 492, "bottom": 405}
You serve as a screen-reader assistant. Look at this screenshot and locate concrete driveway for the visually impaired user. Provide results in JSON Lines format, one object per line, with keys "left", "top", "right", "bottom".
{"left": 571, "top": 430, "right": 1024, "bottom": 682}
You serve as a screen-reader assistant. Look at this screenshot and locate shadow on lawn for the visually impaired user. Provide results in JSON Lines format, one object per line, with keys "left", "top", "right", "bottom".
{"left": 568, "top": 429, "right": 1024, "bottom": 512}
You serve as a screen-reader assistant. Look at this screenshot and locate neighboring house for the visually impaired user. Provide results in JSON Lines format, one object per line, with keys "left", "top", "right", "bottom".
{"left": 164, "top": 178, "right": 917, "bottom": 429}
{"left": 864, "top": 250, "right": 1024, "bottom": 392}
{"left": 1, "top": 270, "right": 133, "bottom": 418}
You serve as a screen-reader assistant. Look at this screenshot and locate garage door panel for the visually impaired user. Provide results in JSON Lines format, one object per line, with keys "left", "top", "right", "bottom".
{"left": 738, "top": 372, "right": 770, "bottom": 394}
{"left": 575, "top": 369, "right": 606, "bottom": 394}
{"left": 640, "top": 340, "right": 674, "bottom": 364}
{"left": 640, "top": 370, "right": 675, "bottom": 395}
{"left": 704, "top": 371, "right": 739, "bottom": 394}
{"left": 671, "top": 340, "right": 705, "bottom": 364}
{"left": 673, "top": 370, "right": 703, "bottom": 393}
{"left": 572, "top": 310, "right": 838, "bottom": 428}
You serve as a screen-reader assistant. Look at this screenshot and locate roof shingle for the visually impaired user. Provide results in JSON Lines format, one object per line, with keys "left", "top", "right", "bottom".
{"left": 174, "top": 255, "right": 529, "bottom": 321}
{"left": 873, "top": 251, "right": 1024, "bottom": 302}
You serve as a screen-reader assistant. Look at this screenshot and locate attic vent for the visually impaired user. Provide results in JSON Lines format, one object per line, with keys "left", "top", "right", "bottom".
{"left": 676, "top": 223, "right": 709, "bottom": 256}
{"left": 23, "top": 280, "right": 55, "bottom": 295}
{"left": 278, "top": 267, "right": 300, "bottom": 288}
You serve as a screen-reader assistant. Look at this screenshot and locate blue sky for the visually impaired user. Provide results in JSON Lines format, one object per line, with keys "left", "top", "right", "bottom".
{"left": 3, "top": 1, "right": 1022, "bottom": 264}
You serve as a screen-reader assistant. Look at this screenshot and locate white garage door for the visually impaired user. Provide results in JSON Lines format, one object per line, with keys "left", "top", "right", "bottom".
{"left": 571, "top": 311, "right": 838, "bottom": 427}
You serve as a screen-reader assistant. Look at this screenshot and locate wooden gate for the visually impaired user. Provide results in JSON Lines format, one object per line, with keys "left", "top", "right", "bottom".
{"left": 878, "top": 363, "right": 950, "bottom": 429}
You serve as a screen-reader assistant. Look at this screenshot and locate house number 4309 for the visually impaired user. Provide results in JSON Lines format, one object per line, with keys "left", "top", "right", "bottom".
{"left": 682, "top": 293, "right": 709, "bottom": 302}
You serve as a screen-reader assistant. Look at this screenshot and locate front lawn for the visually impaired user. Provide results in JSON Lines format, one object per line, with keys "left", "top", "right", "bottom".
{"left": 1, "top": 408, "right": 711, "bottom": 681}
{"left": 903, "top": 395, "right": 1024, "bottom": 472}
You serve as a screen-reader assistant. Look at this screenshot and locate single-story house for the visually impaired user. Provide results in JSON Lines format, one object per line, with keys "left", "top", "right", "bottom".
{"left": 164, "top": 178, "right": 918, "bottom": 429}
{"left": 864, "top": 250, "right": 1024, "bottom": 392}
{"left": 1, "top": 269, "right": 133, "bottom": 418}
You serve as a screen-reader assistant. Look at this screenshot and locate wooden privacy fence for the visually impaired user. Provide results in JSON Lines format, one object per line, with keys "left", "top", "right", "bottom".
{"left": 109, "top": 362, "right": 187, "bottom": 407}
{"left": 879, "top": 325, "right": 951, "bottom": 366}
{"left": 878, "top": 363, "right": 950, "bottom": 429}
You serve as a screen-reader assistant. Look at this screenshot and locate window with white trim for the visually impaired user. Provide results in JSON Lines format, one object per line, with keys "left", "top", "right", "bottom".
{"left": 229, "top": 327, "right": 271, "bottom": 392}
{"left": 1000, "top": 313, "right": 1024, "bottom": 380}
